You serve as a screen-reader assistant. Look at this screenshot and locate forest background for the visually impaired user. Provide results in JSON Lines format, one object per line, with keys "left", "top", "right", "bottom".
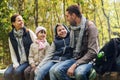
{"left": 0, "top": 0, "right": 120, "bottom": 69}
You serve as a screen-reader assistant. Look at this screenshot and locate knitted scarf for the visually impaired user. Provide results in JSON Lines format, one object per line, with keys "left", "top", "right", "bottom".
{"left": 14, "top": 29, "right": 23, "bottom": 38}
{"left": 70, "top": 15, "right": 86, "bottom": 53}
{"left": 14, "top": 28, "right": 27, "bottom": 64}
{"left": 14, "top": 29, "right": 24, "bottom": 53}
{"left": 36, "top": 39, "right": 46, "bottom": 50}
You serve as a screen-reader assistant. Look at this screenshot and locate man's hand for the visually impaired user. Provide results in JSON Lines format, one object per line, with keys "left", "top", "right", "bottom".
{"left": 67, "top": 63, "right": 77, "bottom": 77}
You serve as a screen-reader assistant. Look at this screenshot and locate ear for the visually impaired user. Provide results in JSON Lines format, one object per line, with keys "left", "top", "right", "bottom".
{"left": 12, "top": 22, "right": 15, "bottom": 26}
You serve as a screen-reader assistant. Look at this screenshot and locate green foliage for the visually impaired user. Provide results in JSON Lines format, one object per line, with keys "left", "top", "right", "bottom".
{"left": 0, "top": 0, "right": 15, "bottom": 68}
{"left": 0, "top": 0, "right": 120, "bottom": 68}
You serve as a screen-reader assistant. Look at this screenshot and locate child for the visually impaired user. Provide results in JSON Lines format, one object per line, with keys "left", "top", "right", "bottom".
{"left": 24, "top": 26, "right": 50, "bottom": 80}
{"left": 34, "top": 23, "right": 73, "bottom": 80}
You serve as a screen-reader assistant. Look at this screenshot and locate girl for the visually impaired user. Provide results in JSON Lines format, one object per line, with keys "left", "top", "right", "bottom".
{"left": 24, "top": 26, "right": 50, "bottom": 80}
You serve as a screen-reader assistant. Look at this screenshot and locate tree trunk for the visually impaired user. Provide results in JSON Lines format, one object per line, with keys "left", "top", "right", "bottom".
{"left": 101, "top": 0, "right": 111, "bottom": 40}
{"left": 18, "top": 0, "right": 24, "bottom": 15}
{"left": 114, "top": 0, "right": 120, "bottom": 27}
{"left": 34, "top": 0, "right": 38, "bottom": 27}
{"left": 63, "top": 0, "right": 66, "bottom": 23}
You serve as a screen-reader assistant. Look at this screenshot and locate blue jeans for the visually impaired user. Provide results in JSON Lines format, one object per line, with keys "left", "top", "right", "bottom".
{"left": 50, "top": 59, "right": 92, "bottom": 80}
{"left": 49, "top": 61, "right": 65, "bottom": 80}
{"left": 4, "top": 62, "right": 29, "bottom": 80}
{"left": 35, "top": 61, "right": 56, "bottom": 80}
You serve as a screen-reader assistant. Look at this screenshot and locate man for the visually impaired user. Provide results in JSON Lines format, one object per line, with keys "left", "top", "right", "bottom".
{"left": 49, "top": 5, "right": 99, "bottom": 80}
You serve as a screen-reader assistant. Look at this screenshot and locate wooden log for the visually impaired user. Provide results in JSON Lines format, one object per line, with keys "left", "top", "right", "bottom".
{"left": 0, "top": 69, "right": 5, "bottom": 80}
{"left": 95, "top": 72, "right": 120, "bottom": 80}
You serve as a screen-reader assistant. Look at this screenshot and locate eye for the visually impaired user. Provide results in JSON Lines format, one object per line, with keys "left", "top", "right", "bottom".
{"left": 58, "top": 29, "right": 61, "bottom": 32}
{"left": 40, "top": 30, "right": 46, "bottom": 34}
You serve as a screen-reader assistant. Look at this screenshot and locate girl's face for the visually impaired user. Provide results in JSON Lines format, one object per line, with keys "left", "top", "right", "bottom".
{"left": 37, "top": 30, "right": 46, "bottom": 40}
{"left": 57, "top": 25, "right": 67, "bottom": 38}
{"left": 12, "top": 15, "right": 24, "bottom": 30}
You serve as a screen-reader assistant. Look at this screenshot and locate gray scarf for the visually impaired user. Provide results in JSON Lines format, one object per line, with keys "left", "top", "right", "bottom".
{"left": 70, "top": 15, "right": 86, "bottom": 53}
{"left": 14, "top": 29, "right": 23, "bottom": 38}
{"left": 14, "top": 29, "right": 27, "bottom": 64}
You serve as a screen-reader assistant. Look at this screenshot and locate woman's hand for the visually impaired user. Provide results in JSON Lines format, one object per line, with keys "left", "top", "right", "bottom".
{"left": 14, "top": 64, "right": 19, "bottom": 70}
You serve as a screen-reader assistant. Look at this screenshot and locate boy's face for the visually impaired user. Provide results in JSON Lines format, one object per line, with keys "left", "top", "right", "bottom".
{"left": 57, "top": 25, "right": 67, "bottom": 38}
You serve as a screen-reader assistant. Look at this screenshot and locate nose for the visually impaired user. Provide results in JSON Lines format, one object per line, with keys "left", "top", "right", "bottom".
{"left": 21, "top": 20, "right": 24, "bottom": 24}
{"left": 61, "top": 30, "right": 65, "bottom": 33}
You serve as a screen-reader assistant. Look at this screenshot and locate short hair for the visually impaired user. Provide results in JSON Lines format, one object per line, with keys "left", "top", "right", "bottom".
{"left": 11, "top": 14, "right": 20, "bottom": 28}
{"left": 66, "top": 5, "right": 82, "bottom": 18}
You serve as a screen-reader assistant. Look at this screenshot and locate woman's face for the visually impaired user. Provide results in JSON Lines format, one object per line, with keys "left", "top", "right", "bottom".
{"left": 57, "top": 25, "right": 67, "bottom": 38}
{"left": 12, "top": 15, "right": 24, "bottom": 30}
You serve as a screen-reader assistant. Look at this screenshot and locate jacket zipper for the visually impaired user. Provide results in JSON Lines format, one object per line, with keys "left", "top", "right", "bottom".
{"left": 59, "top": 39, "right": 66, "bottom": 61}
{"left": 63, "top": 39, "right": 66, "bottom": 55}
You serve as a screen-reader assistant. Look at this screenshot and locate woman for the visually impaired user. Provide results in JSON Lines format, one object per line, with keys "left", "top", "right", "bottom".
{"left": 4, "top": 14, "right": 36, "bottom": 80}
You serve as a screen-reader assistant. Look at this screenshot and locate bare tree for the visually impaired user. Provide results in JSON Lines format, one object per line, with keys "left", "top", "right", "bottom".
{"left": 92, "top": 0, "right": 96, "bottom": 24}
{"left": 98, "top": 13, "right": 105, "bottom": 46}
{"left": 101, "top": 0, "right": 111, "bottom": 40}
{"left": 63, "top": 0, "right": 66, "bottom": 23}
{"left": 18, "top": 0, "right": 24, "bottom": 15}
{"left": 34, "top": 0, "right": 38, "bottom": 27}
{"left": 114, "top": 0, "right": 120, "bottom": 27}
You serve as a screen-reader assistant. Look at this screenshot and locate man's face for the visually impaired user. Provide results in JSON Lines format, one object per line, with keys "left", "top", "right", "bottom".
{"left": 65, "top": 11, "right": 77, "bottom": 26}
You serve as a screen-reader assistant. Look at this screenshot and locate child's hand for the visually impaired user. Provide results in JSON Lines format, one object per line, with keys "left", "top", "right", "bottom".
{"left": 34, "top": 66, "right": 39, "bottom": 74}
{"left": 31, "top": 63, "right": 36, "bottom": 68}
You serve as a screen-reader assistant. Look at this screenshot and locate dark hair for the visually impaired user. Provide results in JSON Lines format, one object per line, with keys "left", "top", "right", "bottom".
{"left": 55, "top": 23, "right": 69, "bottom": 37}
{"left": 55, "top": 23, "right": 63, "bottom": 35}
{"left": 66, "top": 5, "right": 82, "bottom": 18}
{"left": 11, "top": 14, "right": 20, "bottom": 28}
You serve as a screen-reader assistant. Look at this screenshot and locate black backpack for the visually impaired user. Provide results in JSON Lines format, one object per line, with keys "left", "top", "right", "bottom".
{"left": 93, "top": 38, "right": 120, "bottom": 75}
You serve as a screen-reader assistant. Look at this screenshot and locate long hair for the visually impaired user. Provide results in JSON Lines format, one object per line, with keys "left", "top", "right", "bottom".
{"left": 11, "top": 14, "right": 20, "bottom": 28}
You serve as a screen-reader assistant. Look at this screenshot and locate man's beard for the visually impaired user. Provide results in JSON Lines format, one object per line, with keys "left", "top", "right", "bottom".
{"left": 70, "top": 21, "right": 77, "bottom": 26}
